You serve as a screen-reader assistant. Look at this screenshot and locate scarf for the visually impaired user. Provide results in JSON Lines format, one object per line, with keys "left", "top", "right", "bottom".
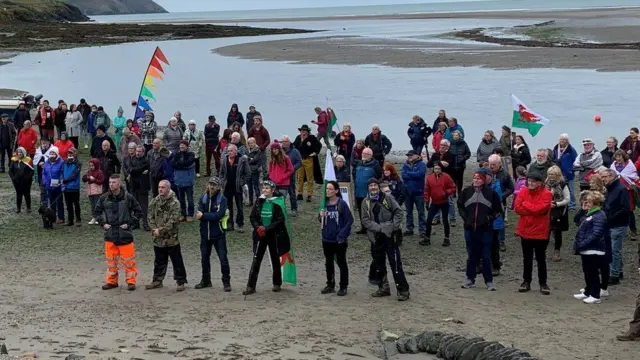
{"left": 260, "top": 197, "right": 275, "bottom": 226}
{"left": 369, "top": 191, "right": 380, "bottom": 201}
{"left": 586, "top": 206, "right": 601, "bottom": 216}
{"left": 556, "top": 145, "right": 567, "bottom": 160}
{"left": 353, "top": 146, "right": 364, "bottom": 160}
{"left": 546, "top": 179, "right": 565, "bottom": 203}
{"left": 513, "top": 143, "right": 524, "bottom": 150}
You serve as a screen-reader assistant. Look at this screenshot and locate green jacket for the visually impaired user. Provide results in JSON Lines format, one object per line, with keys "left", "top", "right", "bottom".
{"left": 148, "top": 190, "right": 181, "bottom": 247}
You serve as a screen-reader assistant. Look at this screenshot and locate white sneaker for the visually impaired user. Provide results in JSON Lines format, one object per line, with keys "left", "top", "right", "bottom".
{"left": 88, "top": 218, "right": 97, "bottom": 225}
{"left": 600, "top": 289, "right": 610, "bottom": 297}
{"left": 583, "top": 296, "right": 602, "bottom": 304}
{"left": 573, "top": 293, "right": 588, "bottom": 300}
{"left": 84, "top": 144, "right": 89, "bottom": 149}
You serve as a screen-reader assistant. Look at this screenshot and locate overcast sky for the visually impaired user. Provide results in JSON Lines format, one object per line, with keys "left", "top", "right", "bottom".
{"left": 154, "top": 0, "right": 472, "bottom": 12}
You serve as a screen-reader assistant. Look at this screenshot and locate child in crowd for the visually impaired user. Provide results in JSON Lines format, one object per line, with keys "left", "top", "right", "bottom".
{"left": 512, "top": 166, "right": 527, "bottom": 210}
{"left": 82, "top": 158, "right": 104, "bottom": 225}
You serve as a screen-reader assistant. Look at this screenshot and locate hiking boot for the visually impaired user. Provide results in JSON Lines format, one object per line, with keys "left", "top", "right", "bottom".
{"left": 499, "top": 243, "right": 506, "bottom": 252}
{"left": 186, "top": 217, "right": 193, "bottom": 223}
{"left": 552, "top": 250, "right": 561, "bottom": 262}
{"left": 397, "top": 291, "right": 410, "bottom": 301}
{"left": 442, "top": 238, "right": 451, "bottom": 247}
{"left": 127, "top": 284, "right": 136, "bottom": 291}
{"left": 617, "top": 333, "right": 640, "bottom": 342}
{"left": 145, "top": 281, "right": 163, "bottom": 290}
{"left": 492, "top": 268, "right": 500, "bottom": 277}
{"left": 431, "top": 218, "right": 440, "bottom": 225}
{"left": 102, "top": 283, "right": 118, "bottom": 290}
{"left": 195, "top": 281, "right": 212, "bottom": 289}
{"left": 403, "top": 230, "right": 413, "bottom": 236}
{"left": 176, "top": 283, "right": 186, "bottom": 292}
{"left": 371, "top": 288, "right": 391, "bottom": 297}
{"left": 321, "top": 286, "right": 335, "bottom": 294}
{"left": 608, "top": 277, "right": 621, "bottom": 286}
{"left": 291, "top": 209, "right": 298, "bottom": 217}
{"left": 518, "top": 281, "right": 531, "bottom": 293}
{"left": 223, "top": 283, "right": 232, "bottom": 292}
{"left": 296, "top": 194, "right": 303, "bottom": 201}
{"left": 272, "top": 285, "right": 282, "bottom": 292}
{"left": 337, "top": 288, "right": 347, "bottom": 297}
{"left": 540, "top": 284, "right": 551, "bottom": 295}
{"left": 418, "top": 238, "right": 431, "bottom": 246}
{"left": 306, "top": 196, "right": 312, "bottom": 202}
{"left": 242, "top": 287, "right": 256, "bottom": 296}
{"left": 461, "top": 279, "right": 475, "bottom": 289}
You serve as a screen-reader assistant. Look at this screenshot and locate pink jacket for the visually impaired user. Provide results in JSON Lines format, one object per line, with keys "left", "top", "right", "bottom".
{"left": 514, "top": 177, "right": 527, "bottom": 196}
{"left": 315, "top": 111, "right": 328, "bottom": 134}
{"left": 268, "top": 156, "right": 294, "bottom": 187}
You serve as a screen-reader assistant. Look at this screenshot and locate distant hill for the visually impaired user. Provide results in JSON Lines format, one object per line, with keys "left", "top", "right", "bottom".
{"left": 63, "top": 0, "right": 167, "bottom": 15}
{"left": 0, "top": 1, "right": 89, "bottom": 23}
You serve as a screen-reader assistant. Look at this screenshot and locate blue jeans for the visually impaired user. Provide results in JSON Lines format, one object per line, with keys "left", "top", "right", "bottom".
{"left": 177, "top": 186, "right": 194, "bottom": 217}
{"left": 432, "top": 196, "right": 455, "bottom": 221}
{"left": 498, "top": 228, "right": 505, "bottom": 245}
{"left": 609, "top": 226, "right": 628, "bottom": 277}
{"left": 288, "top": 176, "right": 298, "bottom": 211}
{"left": 47, "top": 189, "right": 64, "bottom": 221}
{"left": 464, "top": 229, "right": 493, "bottom": 284}
{"left": 567, "top": 179, "right": 576, "bottom": 209}
{"left": 405, "top": 195, "right": 425, "bottom": 233}
{"left": 200, "top": 236, "right": 230, "bottom": 284}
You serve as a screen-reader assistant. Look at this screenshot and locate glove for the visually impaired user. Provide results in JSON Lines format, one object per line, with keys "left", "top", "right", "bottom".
{"left": 257, "top": 226, "right": 266, "bottom": 237}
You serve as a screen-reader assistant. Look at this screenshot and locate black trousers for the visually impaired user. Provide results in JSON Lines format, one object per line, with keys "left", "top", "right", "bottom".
{"left": 630, "top": 211, "right": 637, "bottom": 235}
{"left": 552, "top": 229, "right": 563, "bottom": 250}
{"left": 64, "top": 191, "right": 81, "bottom": 223}
{"left": 452, "top": 170, "right": 464, "bottom": 196}
{"left": 224, "top": 190, "right": 244, "bottom": 227}
{"left": 152, "top": 244, "right": 188, "bottom": 284}
{"left": 521, "top": 238, "right": 549, "bottom": 285}
{"left": 322, "top": 242, "right": 348, "bottom": 289}
{"left": 372, "top": 234, "right": 410, "bottom": 293}
{"left": 14, "top": 182, "right": 32, "bottom": 211}
{"left": 248, "top": 234, "right": 282, "bottom": 288}
{"left": 151, "top": 178, "right": 159, "bottom": 198}
{"left": 355, "top": 197, "right": 364, "bottom": 224}
{"left": 582, "top": 254, "right": 607, "bottom": 299}
{"left": 195, "top": 158, "right": 201, "bottom": 175}
{"left": 0, "top": 147, "right": 12, "bottom": 170}
{"left": 70, "top": 137, "right": 79, "bottom": 150}
{"left": 133, "top": 191, "right": 149, "bottom": 227}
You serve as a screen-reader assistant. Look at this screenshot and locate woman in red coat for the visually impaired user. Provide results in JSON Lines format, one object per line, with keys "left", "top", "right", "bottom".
{"left": 267, "top": 141, "right": 294, "bottom": 196}
{"left": 17, "top": 120, "right": 39, "bottom": 157}
{"left": 514, "top": 172, "right": 553, "bottom": 295}
{"left": 422, "top": 162, "right": 456, "bottom": 246}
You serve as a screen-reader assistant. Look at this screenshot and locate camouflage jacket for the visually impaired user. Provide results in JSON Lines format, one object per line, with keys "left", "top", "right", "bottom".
{"left": 148, "top": 190, "right": 181, "bottom": 247}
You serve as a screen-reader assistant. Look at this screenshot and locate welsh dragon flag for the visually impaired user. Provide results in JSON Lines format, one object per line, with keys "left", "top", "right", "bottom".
{"left": 327, "top": 107, "right": 338, "bottom": 134}
{"left": 268, "top": 196, "right": 297, "bottom": 286}
{"left": 320, "top": 151, "right": 337, "bottom": 210}
{"left": 511, "top": 94, "right": 550, "bottom": 137}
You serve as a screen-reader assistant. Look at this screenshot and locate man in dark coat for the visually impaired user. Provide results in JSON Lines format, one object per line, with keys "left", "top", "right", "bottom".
{"left": 245, "top": 105, "right": 261, "bottom": 134}
{"left": 204, "top": 115, "right": 220, "bottom": 177}
{"left": 90, "top": 125, "right": 116, "bottom": 158}
{"left": 129, "top": 145, "right": 151, "bottom": 231}
{"left": 0, "top": 113, "right": 17, "bottom": 172}
{"left": 364, "top": 124, "right": 392, "bottom": 166}
{"left": 12, "top": 102, "right": 31, "bottom": 131}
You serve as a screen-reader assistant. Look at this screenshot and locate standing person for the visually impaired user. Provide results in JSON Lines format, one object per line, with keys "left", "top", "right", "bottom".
{"left": 476, "top": 130, "right": 499, "bottom": 164}
{"left": 36, "top": 100, "right": 55, "bottom": 140}
{"left": 351, "top": 139, "right": 365, "bottom": 169}
{"left": 77, "top": 99, "right": 92, "bottom": 149}
{"left": 572, "top": 190, "right": 608, "bottom": 304}
{"left": 293, "top": 124, "right": 322, "bottom": 202}
{"left": 226, "top": 104, "right": 244, "bottom": 129}
{"left": 246, "top": 138, "right": 264, "bottom": 204}
{"left": 318, "top": 180, "right": 353, "bottom": 296}
{"left": 601, "top": 136, "right": 619, "bottom": 169}
{"left": 122, "top": 143, "right": 137, "bottom": 193}
{"left": 312, "top": 106, "right": 331, "bottom": 150}
{"left": 54, "top": 101, "right": 68, "bottom": 139}
{"left": 353, "top": 148, "right": 382, "bottom": 234}
{"left": 511, "top": 135, "right": 532, "bottom": 176}
{"left": 361, "top": 178, "right": 410, "bottom": 301}
{"left": 444, "top": 117, "right": 465, "bottom": 141}
{"left": 432, "top": 122, "right": 447, "bottom": 153}
{"left": 0, "top": 114, "right": 17, "bottom": 172}
{"left": 486, "top": 170, "right": 505, "bottom": 277}
{"left": 488, "top": 154, "right": 514, "bottom": 240}
{"left": 113, "top": 106, "right": 127, "bottom": 149}
{"left": 173, "top": 111, "right": 187, "bottom": 132}
{"left": 204, "top": 115, "right": 220, "bottom": 177}
{"left": 129, "top": 146, "right": 151, "bottom": 231}
{"left": 432, "top": 109, "right": 448, "bottom": 132}
{"left": 620, "top": 127, "right": 640, "bottom": 163}
{"left": 514, "top": 172, "right": 553, "bottom": 295}
{"left": 12, "top": 101, "right": 31, "bottom": 132}
{"left": 448, "top": 130, "right": 471, "bottom": 225}
{"left": 93, "top": 106, "right": 111, "bottom": 132}
{"left": 247, "top": 115, "right": 270, "bottom": 154}
{"left": 34, "top": 136, "right": 54, "bottom": 205}
{"left": 54, "top": 132, "right": 73, "bottom": 161}
{"left": 499, "top": 125, "right": 513, "bottom": 154}
{"left": 9, "top": 147, "right": 34, "bottom": 213}
{"left": 230, "top": 122, "right": 247, "bottom": 147}
{"left": 43, "top": 146, "right": 65, "bottom": 225}
{"left": 268, "top": 141, "right": 294, "bottom": 199}
{"left": 17, "top": 120, "right": 38, "bottom": 158}
{"left": 458, "top": 169, "right": 502, "bottom": 290}
{"left": 552, "top": 133, "right": 578, "bottom": 209}
{"left": 150, "top": 147, "right": 173, "bottom": 198}
{"left": 574, "top": 138, "right": 603, "bottom": 191}
{"left": 195, "top": 177, "right": 231, "bottom": 291}
{"left": 243, "top": 180, "right": 291, "bottom": 296}
{"left": 65, "top": 104, "right": 83, "bottom": 149}
{"left": 94, "top": 176, "right": 143, "bottom": 291}
{"left": 422, "top": 163, "right": 456, "bottom": 246}
{"left": 172, "top": 140, "right": 196, "bottom": 222}
{"left": 140, "top": 111, "right": 157, "bottom": 154}
{"left": 334, "top": 124, "right": 355, "bottom": 167}
{"left": 601, "top": 168, "right": 630, "bottom": 286}
{"left": 183, "top": 120, "right": 205, "bottom": 177}
{"left": 245, "top": 105, "right": 261, "bottom": 134}
{"left": 281, "top": 135, "right": 301, "bottom": 216}
{"left": 612, "top": 150, "right": 638, "bottom": 242}
{"left": 401, "top": 150, "right": 426, "bottom": 238}
{"left": 146, "top": 180, "right": 188, "bottom": 292}
{"left": 126, "top": 119, "right": 140, "bottom": 138}
{"left": 546, "top": 166, "right": 570, "bottom": 262}
{"left": 147, "top": 139, "right": 162, "bottom": 196}
{"left": 364, "top": 125, "right": 392, "bottom": 166}
{"left": 335, "top": 155, "right": 351, "bottom": 182}
{"left": 82, "top": 159, "right": 104, "bottom": 225}
{"left": 407, "top": 115, "right": 431, "bottom": 156}
{"left": 97, "top": 140, "right": 121, "bottom": 194}
{"left": 219, "top": 144, "right": 251, "bottom": 232}
{"left": 61, "top": 148, "right": 82, "bottom": 226}
{"left": 90, "top": 125, "right": 116, "bottom": 158}
{"left": 528, "top": 148, "right": 554, "bottom": 182}
{"left": 164, "top": 117, "right": 184, "bottom": 154}
{"left": 87, "top": 105, "right": 97, "bottom": 139}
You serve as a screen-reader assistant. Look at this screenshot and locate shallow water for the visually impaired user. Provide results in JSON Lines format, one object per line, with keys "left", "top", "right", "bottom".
{"left": 0, "top": 18, "right": 638, "bottom": 152}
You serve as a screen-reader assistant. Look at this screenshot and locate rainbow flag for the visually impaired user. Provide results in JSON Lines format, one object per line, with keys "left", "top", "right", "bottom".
{"left": 134, "top": 47, "right": 170, "bottom": 120}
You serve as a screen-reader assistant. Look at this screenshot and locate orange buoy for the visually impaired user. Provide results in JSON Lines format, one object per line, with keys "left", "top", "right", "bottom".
{"left": 594, "top": 115, "right": 601, "bottom": 122}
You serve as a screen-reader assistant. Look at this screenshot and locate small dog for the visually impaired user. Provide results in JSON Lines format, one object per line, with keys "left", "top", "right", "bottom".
{"left": 38, "top": 205, "right": 56, "bottom": 229}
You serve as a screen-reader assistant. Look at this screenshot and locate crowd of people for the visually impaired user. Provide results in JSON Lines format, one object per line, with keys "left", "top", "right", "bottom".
{"left": 1, "top": 101, "right": 640, "bottom": 340}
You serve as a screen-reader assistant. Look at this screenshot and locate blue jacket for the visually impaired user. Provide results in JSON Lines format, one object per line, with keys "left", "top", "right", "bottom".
{"left": 198, "top": 191, "right": 227, "bottom": 240}
{"left": 574, "top": 209, "right": 607, "bottom": 254}
{"left": 172, "top": 151, "right": 196, "bottom": 188}
{"left": 163, "top": 153, "right": 175, "bottom": 184}
{"left": 43, "top": 157, "right": 64, "bottom": 191}
{"left": 407, "top": 118, "right": 431, "bottom": 147}
{"left": 552, "top": 144, "right": 578, "bottom": 181}
{"left": 62, "top": 158, "right": 82, "bottom": 192}
{"left": 285, "top": 147, "right": 302, "bottom": 171}
{"left": 491, "top": 177, "right": 504, "bottom": 230}
{"left": 88, "top": 112, "right": 96, "bottom": 134}
{"left": 604, "top": 178, "right": 630, "bottom": 228}
{"left": 320, "top": 198, "right": 353, "bottom": 244}
{"left": 444, "top": 124, "right": 465, "bottom": 141}
{"left": 401, "top": 159, "right": 426, "bottom": 196}
{"left": 354, "top": 160, "right": 382, "bottom": 198}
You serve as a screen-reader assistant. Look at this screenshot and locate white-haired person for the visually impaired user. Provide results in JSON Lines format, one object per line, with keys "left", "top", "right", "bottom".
{"left": 553, "top": 133, "right": 578, "bottom": 210}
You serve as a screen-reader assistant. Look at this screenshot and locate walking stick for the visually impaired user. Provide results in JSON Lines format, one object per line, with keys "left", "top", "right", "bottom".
{"left": 245, "top": 233, "right": 260, "bottom": 301}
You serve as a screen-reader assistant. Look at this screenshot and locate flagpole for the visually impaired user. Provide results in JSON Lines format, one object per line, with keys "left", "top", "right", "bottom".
{"left": 132, "top": 46, "right": 159, "bottom": 120}
{"left": 325, "top": 96, "right": 341, "bottom": 131}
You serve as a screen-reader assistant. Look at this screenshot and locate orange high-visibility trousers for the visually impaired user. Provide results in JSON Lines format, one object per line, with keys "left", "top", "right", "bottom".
{"left": 105, "top": 241, "right": 138, "bottom": 285}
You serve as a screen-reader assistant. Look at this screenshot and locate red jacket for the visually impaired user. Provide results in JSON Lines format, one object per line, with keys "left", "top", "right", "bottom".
{"left": 315, "top": 111, "right": 328, "bottom": 134}
{"left": 268, "top": 156, "right": 294, "bottom": 187}
{"left": 424, "top": 172, "right": 456, "bottom": 204}
{"left": 54, "top": 139, "right": 74, "bottom": 160}
{"left": 39, "top": 107, "right": 55, "bottom": 128}
{"left": 432, "top": 130, "right": 445, "bottom": 152}
{"left": 17, "top": 128, "right": 38, "bottom": 155}
{"left": 515, "top": 186, "right": 552, "bottom": 240}
{"left": 248, "top": 126, "right": 271, "bottom": 152}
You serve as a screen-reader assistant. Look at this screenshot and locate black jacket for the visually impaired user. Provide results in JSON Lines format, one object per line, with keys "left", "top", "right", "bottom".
{"left": 511, "top": 145, "right": 532, "bottom": 171}
{"left": 227, "top": 111, "right": 244, "bottom": 128}
{"left": 335, "top": 165, "right": 351, "bottom": 182}
{"left": 93, "top": 187, "right": 143, "bottom": 245}
{"left": 427, "top": 151, "right": 456, "bottom": 177}
{"left": 493, "top": 168, "right": 514, "bottom": 200}
{"left": 250, "top": 194, "right": 290, "bottom": 256}
{"left": 12, "top": 109, "right": 31, "bottom": 130}
{"left": 449, "top": 139, "right": 471, "bottom": 171}
{"left": 364, "top": 133, "right": 392, "bottom": 162}
{"left": 97, "top": 150, "right": 121, "bottom": 178}
{"left": 204, "top": 122, "right": 220, "bottom": 147}
{"left": 9, "top": 159, "right": 34, "bottom": 187}
{"left": 457, "top": 185, "right": 503, "bottom": 232}
{"left": 605, "top": 178, "right": 630, "bottom": 228}
{"left": 600, "top": 147, "right": 618, "bottom": 169}
{"left": 90, "top": 134, "right": 116, "bottom": 158}
{"left": 129, "top": 155, "right": 151, "bottom": 193}
{"left": 293, "top": 134, "right": 322, "bottom": 159}
{"left": 245, "top": 110, "right": 261, "bottom": 134}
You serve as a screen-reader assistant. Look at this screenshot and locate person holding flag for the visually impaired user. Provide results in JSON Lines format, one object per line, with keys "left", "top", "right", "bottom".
{"left": 244, "top": 180, "right": 296, "bottom": 296}
{"left": 312, "top": 106, "right": 332, "bottom": 151}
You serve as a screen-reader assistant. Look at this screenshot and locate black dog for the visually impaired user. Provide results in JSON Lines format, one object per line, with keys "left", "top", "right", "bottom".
{"left": 38, "top": 205, "right": 56, "bottom": 229}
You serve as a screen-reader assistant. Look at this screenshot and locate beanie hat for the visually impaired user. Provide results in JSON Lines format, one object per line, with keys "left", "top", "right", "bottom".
{"left": 180, "top": 140, "right": 189, "bottom": 147}
{"left": 474, "top": 168, "right": 488, "bottom": 180}
{"left": 502, "top": 125, "right": 511, "bottom": 132}
{"left": 270, "top": 141, "right": 281, "bottom": 150}
{"left": 367, "top": 178, "right": 379, "bottom": 186}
